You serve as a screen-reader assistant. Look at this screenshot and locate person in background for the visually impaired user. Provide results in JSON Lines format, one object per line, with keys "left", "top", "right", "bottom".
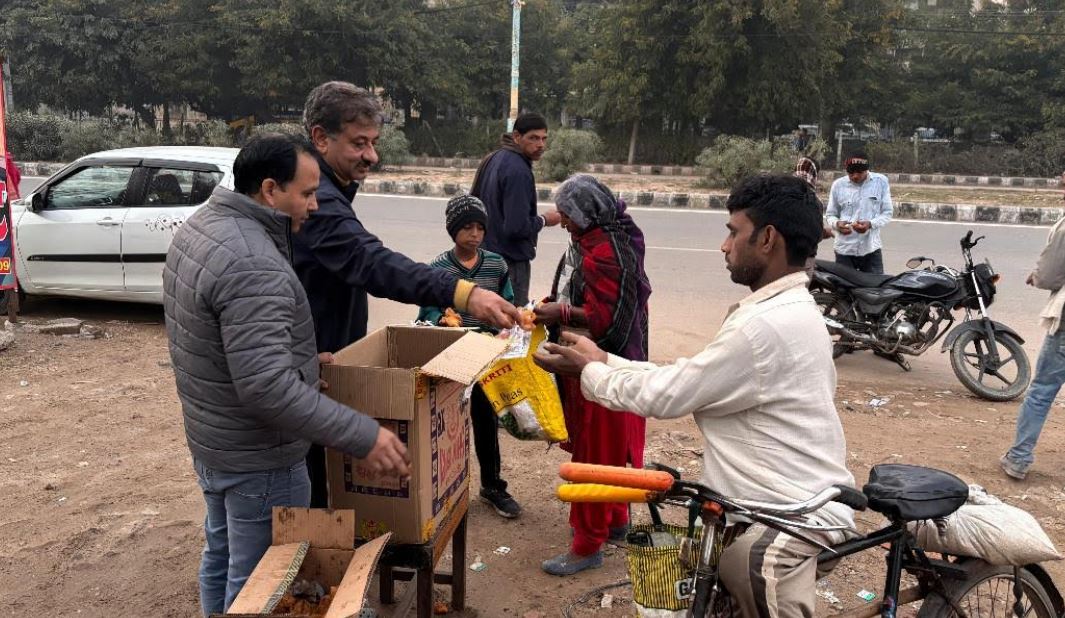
{"left": 471, "top": 112, "right": 563, "bottom": 306}
{"left": 533, "top": 174, "right": 651, "bottom": 576}
{"left": 1001, "top": 211, "right": 1065, "bottom": 480}
{"left": 417, "top": 195, "right": 523, "bottom": 518}
{"left": 794, "top": 156, "right": 832, "bottom": 273}
{"left": 825, "top": 153, "right": 893, "bottom": 274}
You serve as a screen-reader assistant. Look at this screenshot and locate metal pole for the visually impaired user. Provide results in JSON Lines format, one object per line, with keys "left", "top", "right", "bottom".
{"left": 1, "top": 60, "right": 10, "bottom": 112}
{"left": 836, "top": 129, "right": 844, "bottom": 170}
{"left": 506, "top": 0, "right": 523, "bottom": 132}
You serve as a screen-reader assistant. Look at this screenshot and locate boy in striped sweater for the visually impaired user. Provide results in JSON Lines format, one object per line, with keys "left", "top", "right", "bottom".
{"left": 418, "top": 195, "right": 522, "bottom": 518}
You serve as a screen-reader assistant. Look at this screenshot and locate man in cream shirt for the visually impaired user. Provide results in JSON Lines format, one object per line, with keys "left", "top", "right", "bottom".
{"left": 536, "top": 174, "right": 856, "bottom": 618}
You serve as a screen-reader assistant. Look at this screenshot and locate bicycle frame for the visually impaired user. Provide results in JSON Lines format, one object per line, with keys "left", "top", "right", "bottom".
{"left": 684, "top": 508, "right": 970, "bottom": 618}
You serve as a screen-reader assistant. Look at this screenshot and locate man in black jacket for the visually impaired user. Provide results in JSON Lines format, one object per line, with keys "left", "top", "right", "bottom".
{"left": 294, "top": 81, "right": 520, "bottom": 507}
{"left": 471, "top": 112, "right": 562, "bottom": 306}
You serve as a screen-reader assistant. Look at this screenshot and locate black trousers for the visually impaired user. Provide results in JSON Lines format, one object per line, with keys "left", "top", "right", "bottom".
{"left": 471, "top": 385, "right": 506, "bottom": 492}
{"left": 505, "top": 258, "right": 532, "bottom": 307}
{"left": 306, "top": 385, "right": 506, "bottom": 508}
{"left": 835, "top": 249, "right": 884, "bottom": 274}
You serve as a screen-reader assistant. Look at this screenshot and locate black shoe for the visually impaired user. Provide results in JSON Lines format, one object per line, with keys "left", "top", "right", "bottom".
{"left": 480, "top": 487, "right": 522, "bottom": 519}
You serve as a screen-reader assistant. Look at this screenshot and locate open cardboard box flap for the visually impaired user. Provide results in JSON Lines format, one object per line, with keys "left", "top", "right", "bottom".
{"left": 226, "top": 508, "right": 390, "bottom": 618}
{"left": 419, "top": 329, "right": 508, "bottom": 385}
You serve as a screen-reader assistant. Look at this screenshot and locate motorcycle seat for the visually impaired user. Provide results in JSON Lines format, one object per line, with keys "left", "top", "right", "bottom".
{"left": 863, "top": 464, "right": 969, "bottom": 521}
{"left": 815, "top": 259, "right": 894, "bottom": 288}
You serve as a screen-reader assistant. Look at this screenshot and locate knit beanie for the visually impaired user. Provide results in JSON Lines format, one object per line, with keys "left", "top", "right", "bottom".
{"left": 445, "top": 194, "right": 488, "bottom": 240}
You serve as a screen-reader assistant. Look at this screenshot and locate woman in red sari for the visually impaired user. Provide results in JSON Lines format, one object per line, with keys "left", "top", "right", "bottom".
{"left": 535, "top": 174, "right": 652, "bottom": 576}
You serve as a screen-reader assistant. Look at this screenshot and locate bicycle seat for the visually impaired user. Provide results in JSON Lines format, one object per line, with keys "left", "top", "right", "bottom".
{"left": 862, "top": 464, "right": 969, "bottom": 521}
{"left": 815, "top": 259, "right": 894, "bottom": 288}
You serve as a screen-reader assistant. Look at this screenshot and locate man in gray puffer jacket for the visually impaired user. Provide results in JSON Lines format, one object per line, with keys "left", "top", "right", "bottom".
{"left": 164, "top": 134, "right": 410, "bottom": 616}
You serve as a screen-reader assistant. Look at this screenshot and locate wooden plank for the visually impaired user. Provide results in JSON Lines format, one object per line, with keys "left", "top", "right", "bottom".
{"left": 324, "top": 533, "right": 391, "bottom": 618}
{"left": 227, "top": 542, "right": 307, "bottom": 614}
{"left": 432, "top": 491, "right": 469, "bottom": 568}
{"left": 272, "top": 508, "right": 355, "bottom": 549}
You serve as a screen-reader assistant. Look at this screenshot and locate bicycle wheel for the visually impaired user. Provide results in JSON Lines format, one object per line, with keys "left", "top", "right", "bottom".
{"left": 688, "top": 579, "right": 739, "bottom": 618}
{"left": 917, "top": 561, "right": 1056, "bottom": 618}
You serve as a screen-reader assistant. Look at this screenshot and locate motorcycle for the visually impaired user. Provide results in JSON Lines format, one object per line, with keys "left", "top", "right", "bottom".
{"left": 811, "top": 230, "right": 1031, "bottom": 402}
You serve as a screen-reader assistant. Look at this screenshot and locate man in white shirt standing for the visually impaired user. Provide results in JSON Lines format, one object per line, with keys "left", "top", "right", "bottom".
{"left": 535, "top": 174, "right": 856, "bottom": 618}
{"left": 825, "top": 153, "right": 893, "bottom": 274}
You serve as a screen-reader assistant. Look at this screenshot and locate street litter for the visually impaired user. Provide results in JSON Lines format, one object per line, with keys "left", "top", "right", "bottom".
{"left": 816, "top": 588, "right": 842, "bottom": 607}
{"left": 857, "top": 590, "right": 877, "bottom": 602}
{"left": 470, "top": 555, "right": 487, "bottom": 572}
{"left": 493, "top": 546, "right": 511, "bottom": 556}
{"left": 18, "top": 380, "right": 28, "bottom": 387}
{"left": 868, "top": 398, "right": 889, "bottom": 407}
{"left": 600, "top": 593, "right": 614, "bottom": 609}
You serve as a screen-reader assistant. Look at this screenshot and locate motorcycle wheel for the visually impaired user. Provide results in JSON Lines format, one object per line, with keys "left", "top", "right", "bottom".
{"left": 950, "top": 329, "right": 1031, "bottom": 402}
{"left": 812, "top": 291, "right": 851, "bottom": 359}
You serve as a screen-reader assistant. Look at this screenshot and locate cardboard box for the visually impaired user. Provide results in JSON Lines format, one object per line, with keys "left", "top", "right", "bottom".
{"left": 223, "top": 508, "right": 390, "bottom": 618}
{"left": 322, "top": 326, "right": 507, "bottom": 545}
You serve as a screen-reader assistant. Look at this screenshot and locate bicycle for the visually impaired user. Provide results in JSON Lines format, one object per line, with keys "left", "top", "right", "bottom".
{"left": 557, "top": 461, "right": 1064, "bottom": 618}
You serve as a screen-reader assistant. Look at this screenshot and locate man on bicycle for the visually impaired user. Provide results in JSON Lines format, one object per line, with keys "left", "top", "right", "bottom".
{"left": 536, "top": 174, "right": 857, "bottom": 618}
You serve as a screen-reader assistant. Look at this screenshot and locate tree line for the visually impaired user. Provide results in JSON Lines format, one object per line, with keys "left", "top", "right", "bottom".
{"left": 2, "top": 0, "right": 1065, "bottom": 164}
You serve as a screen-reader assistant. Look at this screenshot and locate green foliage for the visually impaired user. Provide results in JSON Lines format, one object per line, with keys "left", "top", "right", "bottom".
{"left": 404, "top": 121, "right": 507, "bottom": 159}
{"left": 696, "top": 136, "right": 796, "bottom": 188}
{"left": 802, "top": 138, "right": 831, "bottom": 166}
{"left": 256, "top": 123, "right": 306, "bottom": 137}
{"left": 537, "top": 129, "right": 604, "bottom": 182}
{"left": 3, "top": 0, "right": 1065, "bottom": 170}
{"left": 376, "top": 124, "right": 413, "bottom": 169}
{"left": 6, "top": 112, "right": 66, "bottom": 161}
{"left": 1018, "top": 129, "right": 1065, "bottom": 178}
{"left": 6, "top": 112, "right": 234, "bottom": 161}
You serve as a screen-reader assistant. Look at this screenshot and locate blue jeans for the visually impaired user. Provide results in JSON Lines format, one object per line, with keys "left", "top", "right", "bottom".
{"left": 1006, "top": 330, "right": 1065, "bottom": 469}
{"left": 194, "top": 458, "right": 311, "bottom": 616}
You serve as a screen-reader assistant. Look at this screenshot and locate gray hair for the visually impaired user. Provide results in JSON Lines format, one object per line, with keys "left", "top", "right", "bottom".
{"left": 302, "top": 81, "right": 383, "bottom": 136}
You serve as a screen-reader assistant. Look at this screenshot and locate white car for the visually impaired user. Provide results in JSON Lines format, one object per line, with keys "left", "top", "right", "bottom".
{"left": 9, "top": 146, "right": 238, "bottom": 307}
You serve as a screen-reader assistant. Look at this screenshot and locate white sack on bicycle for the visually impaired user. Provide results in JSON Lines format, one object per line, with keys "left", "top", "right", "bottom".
{"left": 908, "top": 485, "right": 1061, "bottom": 565}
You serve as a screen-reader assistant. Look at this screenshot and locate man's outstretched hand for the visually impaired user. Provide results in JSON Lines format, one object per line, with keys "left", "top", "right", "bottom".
{"left": 359, "top": 427, "right": 411, "bottom": 478}
{"left": 467, "top": 287, "right": 521, "bottom": 329}
{"left": 533, "top": 331, "right": 608, "bottom": 377}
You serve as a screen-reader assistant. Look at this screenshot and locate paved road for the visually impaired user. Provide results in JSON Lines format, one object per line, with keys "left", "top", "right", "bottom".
{"left": 356, "top": 193, "right": 1052, "bottom": 392}
{"left": 17, "top": 176, "right": 1054, "bottom": 392}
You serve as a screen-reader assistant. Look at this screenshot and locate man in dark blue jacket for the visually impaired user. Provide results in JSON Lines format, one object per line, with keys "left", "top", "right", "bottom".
{"left": 471, "top": 112, "right": 562, "bottom": 306}
{"left": 294, "top": 81, "right": 519, "bottom": 507}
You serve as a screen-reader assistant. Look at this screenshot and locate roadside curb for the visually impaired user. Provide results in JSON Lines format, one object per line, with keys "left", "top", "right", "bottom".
{"left": 18, "top": 161, "right": 1060, "bottom": 226}
{"left": 408, "top": 157, "right": 1062, "bottom": 188}
{"left": 20, "top": 160, "right": 1063, "bottom": 189}
{"left": 360, "top": 180, "right": 1063, "bottom": 227}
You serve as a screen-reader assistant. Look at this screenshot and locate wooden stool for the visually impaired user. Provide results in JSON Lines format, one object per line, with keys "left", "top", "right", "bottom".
{"left": 376, "top": 491, "right": 468, "bottom": 617}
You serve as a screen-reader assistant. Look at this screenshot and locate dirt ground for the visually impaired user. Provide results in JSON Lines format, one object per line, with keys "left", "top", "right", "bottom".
{"left": 2, "top": 299, "right": 1065, "bottom": 618}
{"left": 376, "top": 168, "right": 1065, "bottom": 209}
